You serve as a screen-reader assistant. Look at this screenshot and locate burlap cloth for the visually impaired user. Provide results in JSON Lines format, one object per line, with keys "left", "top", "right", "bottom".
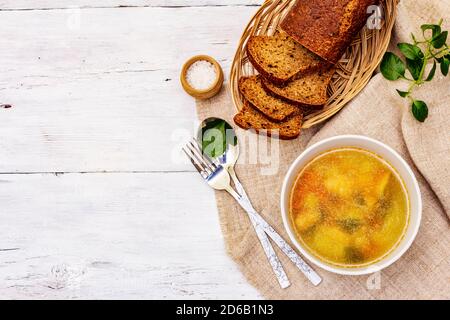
{"left": 196, "top": 0, "right": 450, "bottom": 299}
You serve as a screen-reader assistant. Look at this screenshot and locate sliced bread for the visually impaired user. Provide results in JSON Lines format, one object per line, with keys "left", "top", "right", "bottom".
{"left": 262, "top": 68, "right": 335, "bottom": 108}
{"left": 233, "top": 100, "right": 302, "bottom": 140}
{"left": 246, "top": 31, "right": 327, "bottom": 85}
{"left": 239, "top": 75, "right": 298, "bottom": 122}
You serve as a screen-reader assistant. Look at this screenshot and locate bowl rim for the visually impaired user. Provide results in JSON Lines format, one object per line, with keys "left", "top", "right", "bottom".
{"left": 280, "top": 134, "right": 422, "bottom": 276}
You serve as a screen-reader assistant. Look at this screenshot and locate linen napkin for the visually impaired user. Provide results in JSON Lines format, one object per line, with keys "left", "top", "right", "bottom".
{"left": 195, "top": 0, "right": 450, "bottom": 299}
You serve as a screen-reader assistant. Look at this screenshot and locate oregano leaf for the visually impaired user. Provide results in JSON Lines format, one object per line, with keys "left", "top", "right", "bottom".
{"left": 406, "top": 58, "right": 424, "bottom": 80}
{"left": 425, "top": 61, "right": 437, "bottom": 81}
{"left": 382, "top": 22, "right": 447, "bottom": 123}
{"left": 397, "top": 43, "right": 424, "bottom": 60}
{"left": 441, "top": 57, "right": 450, "bottom": 76}
{"left": 421, "top": 24, "right": 441, "bottom": 38}
{"left": 432, "top": 31, "right": 448, "bottom": 48}
{"left": 380, "top": 52, "right": 406, "bottom": 80}
{"left": 412, "top": 100, "right": 429, "bottom": 122}
{"left": 396, "top": 90, "right": 409, "bottom": 97}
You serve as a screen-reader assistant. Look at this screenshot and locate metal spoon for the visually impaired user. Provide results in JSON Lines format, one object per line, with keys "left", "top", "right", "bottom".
{"left": 197, "top": 117, "right": 243, "bottom": 194}
{"left": 197, "top": 117, "right": 322, "bottom": 287}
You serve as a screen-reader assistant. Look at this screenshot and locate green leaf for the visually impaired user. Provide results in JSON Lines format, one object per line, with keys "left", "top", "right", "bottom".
{"left": 432, "top": 31, "right": 448, "bottom": 49}
{"left": 425, "top": 61, "right": 437, "bottom": 81}
{"left": 380, "top": 52, "right": 406, "bottom": 80}
{"left": 421, "top": 24, "right": 441, "bottom": 33}
{"left": 397, "top": 43, "right": 424, "bottom": 60}
{"left": 396, "top": 89, "right": 409, "bottom": 97}
{"left": 412, "top": 100, "right": 429, "bottom": 122}
{"left": 441, "top": 57, "right": 450, "bottom": 76}
{"left": 421, "top": 24, "right": 441, "bottom": 38}
{"left": 406, "top": 58, "right": 424, "bottom": 80}
{"left": 201, "top": 119, "right": 232, "bottom": 158}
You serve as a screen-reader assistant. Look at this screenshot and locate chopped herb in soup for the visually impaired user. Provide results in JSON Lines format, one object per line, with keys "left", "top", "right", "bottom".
{"left": 289, "top": 148, "right": 409, "bottom": 267}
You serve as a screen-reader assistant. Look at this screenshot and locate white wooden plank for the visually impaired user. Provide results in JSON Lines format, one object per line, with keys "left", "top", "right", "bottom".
{"left": 0, "top": 6, "right": 256, "bottom": 173}
{"left": 0, "top": 172, "right": 261, "bottom": 299}
{"left": 0, "top": 1, "right": 264, "bottom": 300}
{"left": 0, "top": 0, "right": 261, "bottom": 10}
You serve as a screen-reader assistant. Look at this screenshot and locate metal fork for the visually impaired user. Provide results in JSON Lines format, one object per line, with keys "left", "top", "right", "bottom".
{"left": 183, "top": 139, "right": 322, "bottom": 288}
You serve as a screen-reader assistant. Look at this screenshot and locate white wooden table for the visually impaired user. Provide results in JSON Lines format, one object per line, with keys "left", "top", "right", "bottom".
{"left": 0, "top": 0, "right": 263, "bottom": 299}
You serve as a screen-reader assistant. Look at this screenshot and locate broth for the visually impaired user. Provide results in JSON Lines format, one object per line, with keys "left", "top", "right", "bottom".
{"left": 289, "top": 147, "right": 409, "bottom": 267}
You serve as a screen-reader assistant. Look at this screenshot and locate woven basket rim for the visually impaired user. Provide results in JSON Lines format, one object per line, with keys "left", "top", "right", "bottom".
{"left": 229, "top": 0, "right": 398, "bottom": 129}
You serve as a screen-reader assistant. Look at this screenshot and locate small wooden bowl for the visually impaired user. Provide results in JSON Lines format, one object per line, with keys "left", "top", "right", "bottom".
{"left": 180, "top": 55, "right": 224, "bottom": 100}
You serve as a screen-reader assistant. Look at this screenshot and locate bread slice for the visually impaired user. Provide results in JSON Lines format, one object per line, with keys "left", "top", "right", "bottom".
{"left": 280, "top": 0, "right": 379, "bottom": 64}
{"left": 262, "top": 68, "right": 335, "bottom": 108}
{"left": 239, "top": 75, "right": 298, "bottom": 122}
{"left": 233, "top": 100, "right": 302, "bottom": 140}
{"left": 246, "top": 31, "right": 327, "bottom": 85}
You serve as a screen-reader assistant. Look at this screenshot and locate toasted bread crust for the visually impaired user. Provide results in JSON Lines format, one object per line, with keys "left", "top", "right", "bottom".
{"left": 233, "top": 100, "right": 302, "bottom": 140}
{"left": 246, "top": 46, "right": 286, "bottom": 85}
{"left": 280, "top": 0, "right": 379, "bottom": 64}
{"left": 238, "top": 75, "right": 299, "bottom": 122}
{"left": 246, "top": 32, "right": 327, "bottom": 85}
{"left": 262, "top": 68, "right": 335, "bottom": 108}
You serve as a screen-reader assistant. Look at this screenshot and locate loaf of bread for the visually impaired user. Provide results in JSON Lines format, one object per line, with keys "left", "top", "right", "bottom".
{"left": 233, "top": 100, "right": 303, "bottom": 140}
{"left": 239, "top": 75, "right": 298, "bottom": 122}
{"left": 247, "top": 32, "right": 326, "bottom": 84}
{"left": 281, "top": 0, "right": 379, "bottom": 64}
{"left": 262, "top": 68, "right": 335, "bottom": 108}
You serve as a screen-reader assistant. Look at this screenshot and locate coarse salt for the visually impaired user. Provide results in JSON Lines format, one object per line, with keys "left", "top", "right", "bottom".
{"left": 186, "top": 60, "right": 217, "bottom": 90}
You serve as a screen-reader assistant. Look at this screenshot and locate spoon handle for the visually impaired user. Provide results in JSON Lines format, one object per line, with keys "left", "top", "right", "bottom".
{"left": 254, "top": 216, "right": 322, "bottom": 286}
{"left": 229, "top": 170, "right": 322, "bottom": 287}
{"left": 225, "top": 186, "right": 291, "bottom": 289}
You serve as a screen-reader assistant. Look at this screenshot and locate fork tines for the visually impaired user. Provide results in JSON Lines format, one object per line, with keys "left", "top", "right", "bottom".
{"left": 182, "top": 138, "right": 218, "bottom": 178}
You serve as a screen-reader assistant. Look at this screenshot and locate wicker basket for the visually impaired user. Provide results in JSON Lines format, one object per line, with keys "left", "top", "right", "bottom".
{"left": 230, "top": 0, "right": 398, "bottom": 129}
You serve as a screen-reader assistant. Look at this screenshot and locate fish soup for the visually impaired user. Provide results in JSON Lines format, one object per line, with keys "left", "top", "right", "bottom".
{"left": 289, "top": 147, "right": 409, "bottom": 267}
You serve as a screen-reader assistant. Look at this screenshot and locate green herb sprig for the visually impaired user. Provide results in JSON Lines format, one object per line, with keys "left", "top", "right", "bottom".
{"left": 380, "top": 19, "right": 449, "bottom": 122}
